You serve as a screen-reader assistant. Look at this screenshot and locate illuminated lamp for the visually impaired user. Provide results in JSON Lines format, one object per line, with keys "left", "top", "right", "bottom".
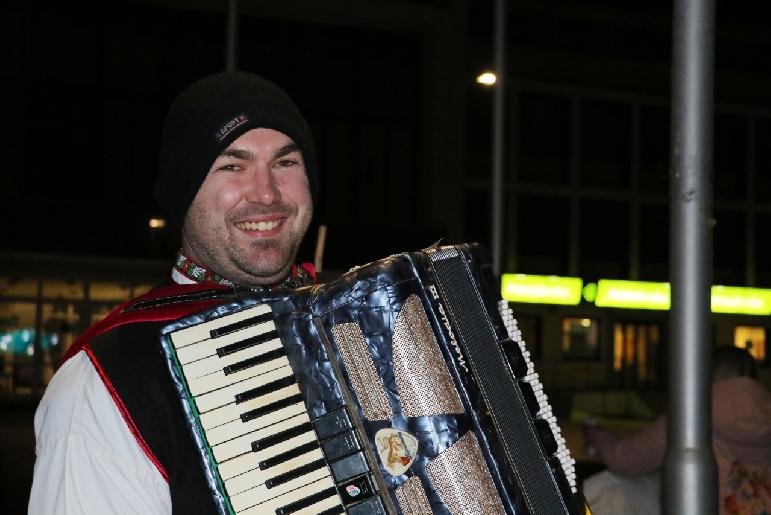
{"left": 501, "top": 274, "right": 583, "bottom": 305}
{"left": 149, "top": 217, "right": 167, "bottom": 229}
{"left": 711, "top": 286, "right": 771, "bottom": 315}
{"left": 594, "top": 279, "right": 670, "bottom": 310}
{"left": 476, "top": 72, "right": 497, "bottom": 86}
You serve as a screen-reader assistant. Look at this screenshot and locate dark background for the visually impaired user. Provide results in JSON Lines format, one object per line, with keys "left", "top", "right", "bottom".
{"left": 3, "top": 2, "right": 771, "bottom": 512}
{"left": 3, "top": 0, "right": 771, "bottom": 283}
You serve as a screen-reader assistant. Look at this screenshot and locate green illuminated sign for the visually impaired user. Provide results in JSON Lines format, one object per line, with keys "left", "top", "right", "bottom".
{"left": 501, "top": 274, "right": 771, "bottom": 315}
{"left": 595, "top": 280, "right": 671, "bottom": 310}
{"left": 711, "top": 286, "right": 771, "bottom": 315}
{"left": 501, "top": 274, "right": 583, "bottom": 305}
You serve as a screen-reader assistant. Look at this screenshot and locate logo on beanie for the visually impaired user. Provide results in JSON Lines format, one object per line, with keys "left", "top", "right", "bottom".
{"left": 216, "top": 113, "right": 249, "bottom": 141}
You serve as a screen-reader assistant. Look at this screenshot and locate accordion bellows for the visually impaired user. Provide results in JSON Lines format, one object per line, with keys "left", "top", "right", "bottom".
{"left": 160, "top": 244, "right": 589, "bottom": 515}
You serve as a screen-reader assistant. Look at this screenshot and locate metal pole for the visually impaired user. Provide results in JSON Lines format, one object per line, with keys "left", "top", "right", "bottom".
{"left": 225, "top": 0, "right": 239, "bottom": 72}
{"left": 664, "top": 0, "right": 717, "bottom": 513}
{"left": 491, "top": 0, "right": 506, "bottom": 277}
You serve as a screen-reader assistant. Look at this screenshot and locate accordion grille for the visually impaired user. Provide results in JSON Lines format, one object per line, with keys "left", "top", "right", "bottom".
{"left": 426, "top": 431, "right": 505, "bottom": 515}
{"left": 331, "top": 322, "right": 394, "bottom": 421}
{"left": 393, "top": 294, "right": 464, "bottom": 417}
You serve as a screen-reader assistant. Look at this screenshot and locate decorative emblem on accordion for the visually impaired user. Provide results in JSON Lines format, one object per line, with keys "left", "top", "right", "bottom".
{"left": 160, "top": 244, "right": 591, "bottom": 515}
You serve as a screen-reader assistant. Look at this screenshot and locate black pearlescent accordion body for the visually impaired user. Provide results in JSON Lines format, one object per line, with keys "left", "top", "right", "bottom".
{"left": 160, "top": 244, "right": 590, "bottom": 515}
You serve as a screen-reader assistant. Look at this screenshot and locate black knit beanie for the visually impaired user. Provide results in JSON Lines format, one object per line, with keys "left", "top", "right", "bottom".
{"left": 154, "top": 71, "right": 317, "bottom": 227}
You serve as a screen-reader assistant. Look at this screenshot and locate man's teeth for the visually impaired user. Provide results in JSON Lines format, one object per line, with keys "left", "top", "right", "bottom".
{"left": 236, "top": 220, "right": 281, "bottom": 231}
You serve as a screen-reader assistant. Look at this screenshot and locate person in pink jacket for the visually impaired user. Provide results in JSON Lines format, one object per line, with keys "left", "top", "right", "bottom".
{"left": 584, "top": 346, "right": 771, "bottom": 515}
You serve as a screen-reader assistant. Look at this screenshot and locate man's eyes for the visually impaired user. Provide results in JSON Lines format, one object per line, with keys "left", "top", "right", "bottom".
{"left": 216, "top": 162, "right": 242, "bottom": 172}
{"left": 274, "top": 158, "right": 300, "bottom": 168}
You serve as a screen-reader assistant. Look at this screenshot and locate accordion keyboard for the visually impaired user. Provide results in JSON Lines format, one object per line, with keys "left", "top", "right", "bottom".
{"left": 167, "top": 305, "right": 385, "bottom": 515}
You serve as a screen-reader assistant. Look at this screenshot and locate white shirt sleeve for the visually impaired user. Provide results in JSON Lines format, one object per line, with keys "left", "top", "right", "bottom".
{"left": 29, "top": 350, "right": 172, "bottom": 515}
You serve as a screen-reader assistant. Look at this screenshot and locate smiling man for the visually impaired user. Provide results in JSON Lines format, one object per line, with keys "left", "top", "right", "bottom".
{"left": 181, "top": 127, "right": 313, "bottom": 287}
{"left": 157, "top": 71, "right": 318, "bottom": 290}
{"left": 29, "top": 72, "right": 319, "bottom": 514}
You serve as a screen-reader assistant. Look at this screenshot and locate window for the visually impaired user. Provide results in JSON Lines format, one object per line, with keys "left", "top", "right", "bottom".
{"left": 612, "top": 322, "right": 663, "bottom": 387}
{"left": 579, "top": 199, "right": 629, "bottom": 279}
{"left": 562, "top": 317, "right": 600, "bottom": 360}
{"left": 755, "top": 118, "right": 771, "bottom": 201}
{"left": 640, "top": 105, "right": 670, "bottom": 195}
{"left": 733, "top": 326, "right": 766, "bottom": 363}
{"left": 714, "top": 209, "right": 746, "bottom": 285}
{"left": 516, "top": 315, "right": 541, "bottom": 359}
{"left": 714, "top": 114, "right": 748, "bottom": 201}
{"left": 0, "top": 302, "right": 38, "bottom": 395}
{"left": 517, "top": 194, "right": 570, "bottom": 275}
{"left": 639, "top": 203, "right": 669, "bottom": 281}
{"left": 518, "top": 92, "right": 572, "bottom": 185}
{"left": 580, "top": 99, "right": 632, "bottom": 189}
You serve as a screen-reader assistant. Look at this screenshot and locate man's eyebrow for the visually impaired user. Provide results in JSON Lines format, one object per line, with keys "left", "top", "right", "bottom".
{"left": 217, "top": 142, "right": 300, "bottom": 161}
{"left": 218, "top": 148, "right": 254, "bottom": 160}
{"left": 273, "top": 142, "right": 300, "bottom": 159}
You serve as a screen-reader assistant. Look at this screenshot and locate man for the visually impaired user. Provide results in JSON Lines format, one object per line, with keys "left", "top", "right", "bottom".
{"left": 29, "top": 71, "right": 319, "bottom": 514}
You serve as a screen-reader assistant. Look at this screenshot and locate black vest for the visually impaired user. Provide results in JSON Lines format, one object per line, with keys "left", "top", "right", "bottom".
{"left": 70, "top": 284, "right": 232, "bottom": 514}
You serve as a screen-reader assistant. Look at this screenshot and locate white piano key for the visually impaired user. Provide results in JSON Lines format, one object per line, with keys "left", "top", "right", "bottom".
{"left": 206, "top": 402, "right": 306, "bottom": 447}
{"left": 223, "top": 447, "right": 325, "bottom": 496}
{"left": 182, "top": 337, "right": 283, "bottom": 380}
{"left": 171, "top": 304, "right": 272, "bottom": 349}
{"left": 195, "top": 365, "right": 293, "bottom": 413}
{"left": 219, "top": 452, "right": 260, "bottom": 481}
{"left": 236, "top": 476, "right": 337, "bottom": 515}
{"left": 199, "top": 384, "right": 301, "bottom": 430}
{"left": 176, "top": 321, "right": 277, "bottom": 364}
{"left": 229, "top": 466, "right": 331, "bottom": 512}
{"left": 211, "top": 411, "right": 311, "bottom": 462}
{"left": 188, "top": 355, "right": 290, "bottom": 397}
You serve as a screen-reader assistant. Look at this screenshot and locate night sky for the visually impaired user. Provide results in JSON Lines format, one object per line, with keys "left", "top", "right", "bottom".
{"left": 3, "top": 0, "right": 771, "bottom": 276}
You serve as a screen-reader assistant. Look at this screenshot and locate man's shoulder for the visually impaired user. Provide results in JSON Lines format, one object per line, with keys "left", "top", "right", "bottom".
{"left": 60, "top": 282, "right": 232, "bottom": 366}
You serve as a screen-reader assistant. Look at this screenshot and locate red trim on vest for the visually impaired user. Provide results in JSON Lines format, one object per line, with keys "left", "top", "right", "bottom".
{"left": 59, "top": 283, "right": 231, "bottom": 367}
{"left": 83, "top": 345, "right": 170, "bottom": 482}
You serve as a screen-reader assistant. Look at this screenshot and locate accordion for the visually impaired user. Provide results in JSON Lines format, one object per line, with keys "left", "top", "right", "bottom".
{"left": 160, "top": 244, "right": 590, "bottom": 515}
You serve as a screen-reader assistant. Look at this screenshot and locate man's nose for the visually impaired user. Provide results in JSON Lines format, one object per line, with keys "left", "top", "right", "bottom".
{"left": 243, "top": 164, "right": 280, "bottom": 205}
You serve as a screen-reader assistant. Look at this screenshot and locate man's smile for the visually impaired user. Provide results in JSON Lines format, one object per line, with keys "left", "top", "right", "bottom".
{"left": 234, "top": 219, "right": 282, "bottom": 231}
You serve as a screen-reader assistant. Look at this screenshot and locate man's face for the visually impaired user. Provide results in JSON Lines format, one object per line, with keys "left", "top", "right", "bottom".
{"left": 181, "top": 128, "right": 313, "bottom": 287}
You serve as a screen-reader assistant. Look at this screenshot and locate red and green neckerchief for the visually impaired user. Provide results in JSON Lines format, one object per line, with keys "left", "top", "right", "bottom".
{"left": 173, "top": 251, "right": 316, "bottom": 290}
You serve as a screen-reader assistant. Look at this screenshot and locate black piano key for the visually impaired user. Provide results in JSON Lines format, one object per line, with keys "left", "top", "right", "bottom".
{"left": 216, "top": 329, "right": 279, "bottom": 357}
{"left": 501, "top": 338, "right": 529, "bottom": 378}
{"left": 236, "top": 375, "right": 297, "bottom": 404}
{"left": 313, "top": 409, "right": 352, "bottom": 440}
{"left": 317, "top": 506, "right": 345, "bottom": 515}
{"left": 321, "top": 430, "right": 360, "bottom": 462}
{"left": 347, "top": 497, "right": 387, "bottom": 515}
{"left": 336, "top": 474, "right": 376, "bottom": 506}
{"left": 264, "top": 458, "right": 327, "bottom": 488}
{"left": 258, "top": 440, "right": 320, "bottom": 470}
{"left": 330, "top": 451, "right": 369, "bottom": 482}
{"left": 251, "top": 421, "right": 313, "bottom": 451}
{"left": 224, "top": 347, "right": 286, "bottom": 375}
{"left": 240, "top": 393, "right": 304, "bottom": 423}
{"left": 518, "top": 380, "right": 540, "bottom": 417}
{"left": 210, "top": 311, "right": 274, "bottom": 338}
{"left": 274, "top": 486, "right": 339, "bottom": 515}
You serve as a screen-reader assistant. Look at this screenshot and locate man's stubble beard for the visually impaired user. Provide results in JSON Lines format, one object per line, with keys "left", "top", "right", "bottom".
{"left": 228, "top": 234, "right": 301, "bottom": 286}
{"left": 182, "top": 204, "right": 312, "bottom": 287}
